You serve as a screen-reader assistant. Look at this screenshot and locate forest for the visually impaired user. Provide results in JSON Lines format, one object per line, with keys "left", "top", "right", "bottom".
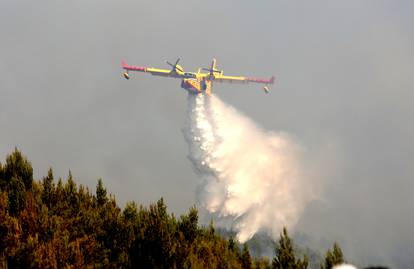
{"left": 0, "top": 149, "right": 388, "bottom": 269}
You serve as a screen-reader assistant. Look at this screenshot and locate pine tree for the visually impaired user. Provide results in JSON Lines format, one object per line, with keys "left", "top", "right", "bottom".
{"left": 2, "top": 148, "right": 33, "bottom": 190}
{"left": 272, "top": 227, "right": 308, "bottom": 269}
{"left": 53, "top": 178, "right": 65, "bottom": 214}
{"left": 178, "top": 206, "right": 198, "bottom": 243}
{"left": 41, "top": 168, "right": 55, "bottom": 208}
{"left": 0, "top": 192, "right": 22, "bottom": 266}
{"left": 241, "top": 243, "right": 252, "bottom": 269}
{"left": 96, "top": 178, "right": 107, "bottom": 206}
{"left": 65, "top": 171, "right": 78, "bottom": 210}
{"left": 228, "top": 236, "right": 238, "bottom": 252}
{"left": 123, "top": 201, "right": 138, "bottom": 222}
{"left": 0, "top": 150, "right": 33, "bottom": 215}
{"left": 323, "top": 242, "right": 344, "bottom": 269}
{"left": 8, "top": 177, "right": 26, "bottom": 215}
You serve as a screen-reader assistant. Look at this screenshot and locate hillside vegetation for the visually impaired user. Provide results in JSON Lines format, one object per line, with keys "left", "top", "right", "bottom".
{"left": 0, "top": 149, "right": 386, "bottom": 269}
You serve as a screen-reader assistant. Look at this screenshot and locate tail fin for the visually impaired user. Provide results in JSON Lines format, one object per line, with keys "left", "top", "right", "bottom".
{"left": 270, "top": 76, "right": 275, "bottom": 84}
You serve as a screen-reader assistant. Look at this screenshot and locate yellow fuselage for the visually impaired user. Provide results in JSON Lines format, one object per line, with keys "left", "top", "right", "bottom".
{"left": 181, "top": 78, "right": 212, "bottom": 95}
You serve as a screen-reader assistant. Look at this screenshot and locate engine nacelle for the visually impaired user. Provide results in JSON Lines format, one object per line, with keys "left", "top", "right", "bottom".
{"left": 123, "top": 72, "right": 130, "bottom": 80}
{"left": 263, "top": 86, "right": 270, "bottom": 93}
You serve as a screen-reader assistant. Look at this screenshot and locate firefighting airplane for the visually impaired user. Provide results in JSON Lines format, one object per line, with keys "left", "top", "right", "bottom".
{"left": 121, "top": 58, "right": 275, "bottom": 95}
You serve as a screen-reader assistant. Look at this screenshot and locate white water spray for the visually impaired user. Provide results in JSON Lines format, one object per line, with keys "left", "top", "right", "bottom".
{"left": 185, "top": 93, "right": 316, "bottom": 242}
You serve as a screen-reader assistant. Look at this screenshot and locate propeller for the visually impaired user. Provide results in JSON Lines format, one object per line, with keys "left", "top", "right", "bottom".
{"left": 202, "top": 67, "right": 221, "bottom": 74}
{"left": 202, "top": 59, "right": 222, "bottom": 76}
{"left": 166, "top": 58, "right": 184, "bottom": 72}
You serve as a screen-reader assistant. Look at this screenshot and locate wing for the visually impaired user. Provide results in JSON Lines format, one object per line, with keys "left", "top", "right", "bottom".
{"left": 213, "top": 74, "right": 275, "bottom": 85}
{"left": 121, "top": 60, "right": 182, "bottom": 78}
{"left": 122, "top": 60, "right": 170, "bottom": 77}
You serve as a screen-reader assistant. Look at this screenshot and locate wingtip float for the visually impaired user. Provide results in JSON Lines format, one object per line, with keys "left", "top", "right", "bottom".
{"left": 121, "top": 58, "right": 275, "bottom": 95}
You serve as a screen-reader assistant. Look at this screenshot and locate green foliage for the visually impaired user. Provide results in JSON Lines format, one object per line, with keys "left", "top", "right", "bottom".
{"left": 0, "top": 150, "right": 386, "bottom": 269}
{"left": 179, "top": 206, "right": 198, "bottom": 243}
{"left": 130, "top": 198, "right": 179, "bottom": 268}
{"left": 322, "top": 242, "right": 344, "bottom": 269}
{"left": 0, "top": 149, "right": 34, "bottom": 216}
{"left": 64, "top": 171, "right": 78, "bottom": 208}
{"left": 228, "top": 236, "right": 238, "bottom": 253}
{"left": 41, "top": 168, "right": 54, "bottom": 208}
{"left": 123, "top": 201, "right": 138, "bottom": 222}
{"left": 272, "top": 227, "right": 308, "bottom": 269}
{"left": 0, "top": 192, "right": 21, "bottom": 260}
{"left": 1, "top": 148, "right": 33, "bottom": 191}
{"left": 7, "top": 177, "right": 26, "bottom": 215}
{"left": 96, "top": 178, "right": 107, "bottom": 206}
{"left": 241, "top": 243, "right": 253, "bottom": 269}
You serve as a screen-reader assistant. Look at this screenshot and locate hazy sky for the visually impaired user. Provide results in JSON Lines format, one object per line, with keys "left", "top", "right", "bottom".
{"left": 1, "top": 1, "right": 414, "bottom": 267}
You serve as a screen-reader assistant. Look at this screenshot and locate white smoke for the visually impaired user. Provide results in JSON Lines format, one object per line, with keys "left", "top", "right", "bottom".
{"left": 185, "top": 93, "right": 317, "bottom": 242}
